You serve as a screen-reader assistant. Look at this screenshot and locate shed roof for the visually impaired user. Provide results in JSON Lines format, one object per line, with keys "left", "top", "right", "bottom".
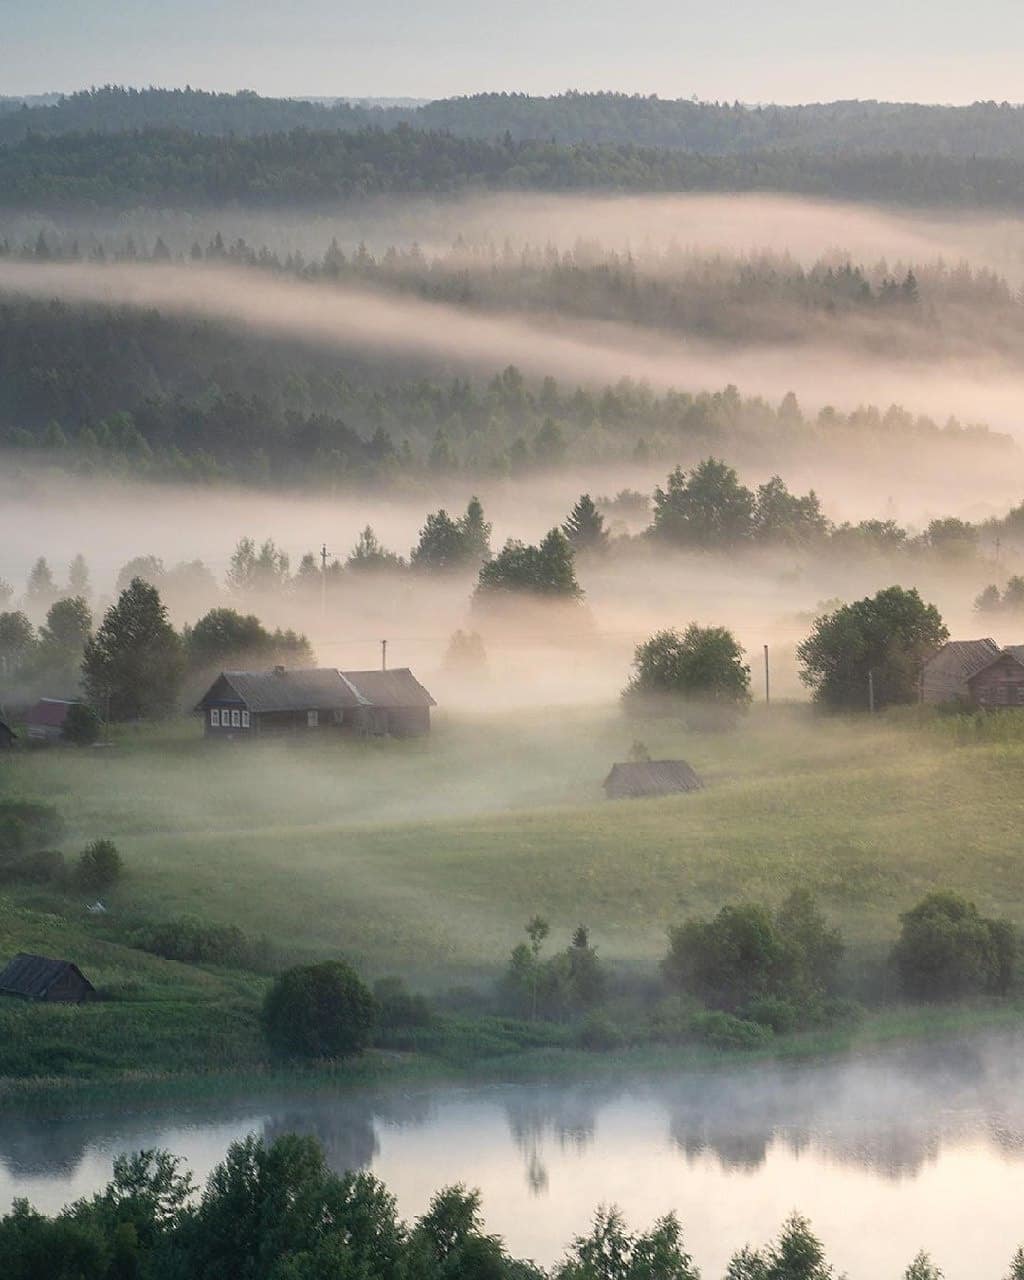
{"left": 603, "top": 760, "right": 704, "bottom": 797}
{"left": 340, "top": 668, "right": 436, "bottom": 709}
{"left": 924, "top": 639, "right": 1000, "bottom": 682}
{"left": 25, "top": 698, "right": 79, "bottom": 728}
{"left": 0, "top": 953, "right": 94, "bottom": 999}
{"left": 967, "top": 647, "right": 1024, "bottom": 685}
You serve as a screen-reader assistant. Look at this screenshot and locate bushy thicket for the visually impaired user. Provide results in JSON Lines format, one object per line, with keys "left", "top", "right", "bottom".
{"left": 262, "top": 960, "right": 377, "bottom": 1059}
{"left": 892, "top": 891, "right": 1017, "bottom": 999}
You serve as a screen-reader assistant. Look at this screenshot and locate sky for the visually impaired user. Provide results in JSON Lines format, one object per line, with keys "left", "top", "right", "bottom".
{"left": 1, "top": 0, "right": 1023, "bottom": 104}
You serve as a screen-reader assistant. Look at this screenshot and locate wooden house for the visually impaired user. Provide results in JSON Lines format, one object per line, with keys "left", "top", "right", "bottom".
{"left": 920, "top": 639, "right": 1000, "bottom": 705}
{"left": 0, "top": 718, "right": 15, "bottom": 749}
{"left": 0, "top": 953, "right": 95, "bottom": 1003}
{"left": 24, "top": 698, "right": 80, "bottom": 743}
{"left": 195, "top": 665, "right": 435, "bottom": 739}
{"left": 966, "top": 647, "right": 1024, "bottom": 708}
{"left": 603, "top": 760, "right": 704, "bottom": 799}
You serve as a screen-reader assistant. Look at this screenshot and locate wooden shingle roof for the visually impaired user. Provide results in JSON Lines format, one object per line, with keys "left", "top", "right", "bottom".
{"left": 604, "top": 760, "right": 704, "bottom": 798}
{"left": 0, "top": 953, "right": 94, "bottom": 999}
{"left": 196, "top": 667, "right": 436, "bottom": 713}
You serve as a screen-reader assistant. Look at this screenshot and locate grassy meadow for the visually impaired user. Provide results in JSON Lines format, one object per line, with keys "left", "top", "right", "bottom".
{"left": 2, "top": 702, "right": 1023, "bottom": 1085}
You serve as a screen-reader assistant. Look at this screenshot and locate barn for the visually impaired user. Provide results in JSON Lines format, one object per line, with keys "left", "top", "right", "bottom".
{"left": 966, "top": 648, "right": 1024, "bottom": 708}
{"left": 195, "top": 665, "right": 435, "bottom": 738}
{"left": 603, "top": 760, "right": 704, "bottom": 799}
{"left": 0, "top": 953, "right": 96, "bottom": 1003}
{"left": 24, "top": 698, "right": 80, "bottom": 743}
{"left": 920, "top": 639, "right": 1000, "bottom": 705}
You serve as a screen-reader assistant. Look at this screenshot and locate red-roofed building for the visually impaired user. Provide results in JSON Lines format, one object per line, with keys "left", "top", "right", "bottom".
{"left": 24, "top": 698, "right": 80, "bottom": 743}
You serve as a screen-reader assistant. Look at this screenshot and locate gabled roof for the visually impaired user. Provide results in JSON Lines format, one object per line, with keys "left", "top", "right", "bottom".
{"left": 967, "top": 647, "right": 1024, "bottom": 685}
{"left": 0, "top": 953, "right": 94, "bottom": 999}
{"left": 604, "top": 760, "right": 704, "bottom": 797}
{"left": 197, "top": 669, "right": 359, "bottom": 714}
{"left": 195, "top": 666, "right": 436, "bottom": 714}
{"left": 923, "top": 639, "right": 1000, "bottom": 682}
{"left": 340, "top": 668, "right": 436, "bottom": 709}
{"left": 25, "top": 698, "right": 79, "bottom": 727}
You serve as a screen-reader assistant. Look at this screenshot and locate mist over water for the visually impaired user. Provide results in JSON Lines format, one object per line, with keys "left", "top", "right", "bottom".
{"left": 2, "top": 1030, "right": 1023, "bottom": 1278}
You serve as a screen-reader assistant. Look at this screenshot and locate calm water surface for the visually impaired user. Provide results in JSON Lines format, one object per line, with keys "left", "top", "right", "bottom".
{"left": 3, "top": 1032, "right": 1024, "bottom": 1278}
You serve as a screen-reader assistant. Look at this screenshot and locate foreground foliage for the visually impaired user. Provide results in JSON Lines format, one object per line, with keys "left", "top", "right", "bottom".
{"left": 0, "top": 1133, "right": 1020, "bottom": 1279}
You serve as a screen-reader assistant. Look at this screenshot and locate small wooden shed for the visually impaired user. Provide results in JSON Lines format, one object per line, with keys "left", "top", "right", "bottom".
{"left": 0, "top": 953, "right": 96, "bottom": 1003}
{"left": 966, "top": 649, "right": 1024, "bottom": 708}
{"left": 603, "top": 760, "right": 704, "bottom": 799}
{"left": 24, "top": 699, "right": 79, "bottom": 744}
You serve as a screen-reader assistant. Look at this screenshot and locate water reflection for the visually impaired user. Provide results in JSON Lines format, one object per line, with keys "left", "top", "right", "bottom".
{"left": 2, "top": 1029, "right": 1024, "bottom": 1202}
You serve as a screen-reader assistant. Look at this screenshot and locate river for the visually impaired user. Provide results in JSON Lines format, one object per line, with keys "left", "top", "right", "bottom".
{"left": 2, "top": 1032, "right": 1023, "bottom": 1277}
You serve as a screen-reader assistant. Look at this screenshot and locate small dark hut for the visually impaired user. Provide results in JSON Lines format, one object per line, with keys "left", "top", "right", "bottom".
{"left": 0, "top": 717, "right": 15, "bottom": 749}
{"left": 0, "top": 953, "right": 96, "bottom": 1003}
{"left": 24, "top": 698, "right": 79, "bottom": 744}
{"left": 603, "top": 760, "right": 704, "bottom": 799}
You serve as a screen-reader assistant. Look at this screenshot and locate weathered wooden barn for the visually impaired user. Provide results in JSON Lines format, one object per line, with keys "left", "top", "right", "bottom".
{"left": 195, "top": 666, "right": 436, "bottom": 738}
{"left": 920, "top": 639, "right": 1000, "bottom": 705}
{"left": 0, "top": 717, "right": 15, "bottom": 749}
{"left": 24, "top": 698, "right": 80, "bottom": 743}
{"left": 0, "top": 953, "right": 96, "bottom": 1003}
{"left": 603, "top": 760, "right": 704, "bottom": 799}
{"left": 966, "top": 647, "right": 1024, "bottom": 708}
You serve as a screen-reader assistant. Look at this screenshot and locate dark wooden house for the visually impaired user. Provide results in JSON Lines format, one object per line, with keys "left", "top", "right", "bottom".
{"left": 195, "top": 666, "right": 435, "bottom": 739}
{"left": 966, "top": 648, "right": 1024, "bottom": 708}
{"left": 603, "top": 760, "right": 704, "bottom": 799}
{"left": 24, "top": 698, "right": 80, "bottom": 743}
{"left": 0, "top": 717, "right": 15, "bottom": 749}
{"left": 0, "top": 953, "right": 96, "bottom": 1003}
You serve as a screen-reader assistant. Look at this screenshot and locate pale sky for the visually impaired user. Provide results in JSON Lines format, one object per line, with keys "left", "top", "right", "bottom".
{"left": 1, "top": 0, "right": 1022, "bottom": 104}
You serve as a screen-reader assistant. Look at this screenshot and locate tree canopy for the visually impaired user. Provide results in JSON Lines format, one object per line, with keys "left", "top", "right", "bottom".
{"left": 81, "top": 578, "right": 184, "bottom": 720}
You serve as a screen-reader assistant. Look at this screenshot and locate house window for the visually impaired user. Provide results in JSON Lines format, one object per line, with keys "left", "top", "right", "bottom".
{"left": 242, "top": 710, "right": 250, "bottom": 727}
{"left": 307, "top": 710, "right": 319, "bottom": 728}
{"left": 231, "top": 709, "right": 241, "bottom": 727}
{"left": 210, "top": 709, "right": 220, "bottom": 727}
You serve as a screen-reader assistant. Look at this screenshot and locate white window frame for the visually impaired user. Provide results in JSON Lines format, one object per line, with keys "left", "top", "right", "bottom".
{"left": 231, "top": 709, "right": 241, "bottom": 727}
{"left": 307, "top": 709, "right": 319, "bottom": 728}
{"left": 210, "top": 709, "right": 220, "bottom": 727}
{"left": 241, "top": 710, "right": 250, "bottom": 727}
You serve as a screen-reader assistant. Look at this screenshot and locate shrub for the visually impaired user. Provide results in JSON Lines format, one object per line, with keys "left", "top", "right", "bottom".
{"left": 689, "top": 1010, "right": 772, "bottom": 1050}
{"left": 663, "top": 891, "right": 843, "bottom": 1017}
{"left": 743, "top": 996, "right": 800, "bottom": 1034}
{"left": 62, "top": 702, "right": 101, "bottom": 746}
{"left": 892, "top": 891, "right": 1017, "bottom": 999}
{"left": 131, "top": 916, "right": 275, "bottom": 971}
{"left": 574, "top": 1012, "right": 625, "bottom": 1051}
{"left": 75, "top": 839, "right": 123, "bottom": 893}
{"left": 373, "top": 977, "right": 434, "bottom": 1030}
{"left": 262, "top": 961, "right": 377, "bottom": 1059}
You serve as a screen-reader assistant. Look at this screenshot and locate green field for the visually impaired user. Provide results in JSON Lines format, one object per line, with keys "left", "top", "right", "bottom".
{"left": 2, "top": 704, "right": 1023, "bottom": 1085}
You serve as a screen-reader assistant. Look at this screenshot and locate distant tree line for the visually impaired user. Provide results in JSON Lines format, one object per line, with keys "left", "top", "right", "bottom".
{"left": 8, "top": 117, "right": 1024, "bottom": 209}
{"left": 10, "top": 85, "right": 1024, "bottom": 162}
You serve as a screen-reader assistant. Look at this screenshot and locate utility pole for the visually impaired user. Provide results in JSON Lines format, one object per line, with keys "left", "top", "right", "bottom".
{"left": 320, "top": 543, "right": 329, "bottom": 619}
{"left": 763, "top": 644, "right": 770, "bottom": 708}
{"left": 381, "top": 639, "right": 387, "bottom": 672}
{"left": 868, "top": 669, "right": 875, "bottom": 714}
{"left": 995, "top": 535, "right": 1002, "bottom": 568}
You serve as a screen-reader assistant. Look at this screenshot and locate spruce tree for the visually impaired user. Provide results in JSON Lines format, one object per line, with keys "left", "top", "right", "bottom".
{"left": 82, "top": 578, "right": 184, "bottom": 720}
{"left": 563, "top": 494, "right": 609, "bottom": 554}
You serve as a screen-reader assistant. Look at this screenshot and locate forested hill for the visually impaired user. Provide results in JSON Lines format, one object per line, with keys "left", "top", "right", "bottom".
{"left": 5, "top": 88, "right": 1024, "bottom": 160}
{"left": 6, "top": 127, "right": 1024, "bottom": 209}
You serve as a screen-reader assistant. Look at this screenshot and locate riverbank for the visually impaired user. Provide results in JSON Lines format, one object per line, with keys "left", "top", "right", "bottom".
{"left": 3, "top": 999, "right": 1021, "bottom": 1116}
